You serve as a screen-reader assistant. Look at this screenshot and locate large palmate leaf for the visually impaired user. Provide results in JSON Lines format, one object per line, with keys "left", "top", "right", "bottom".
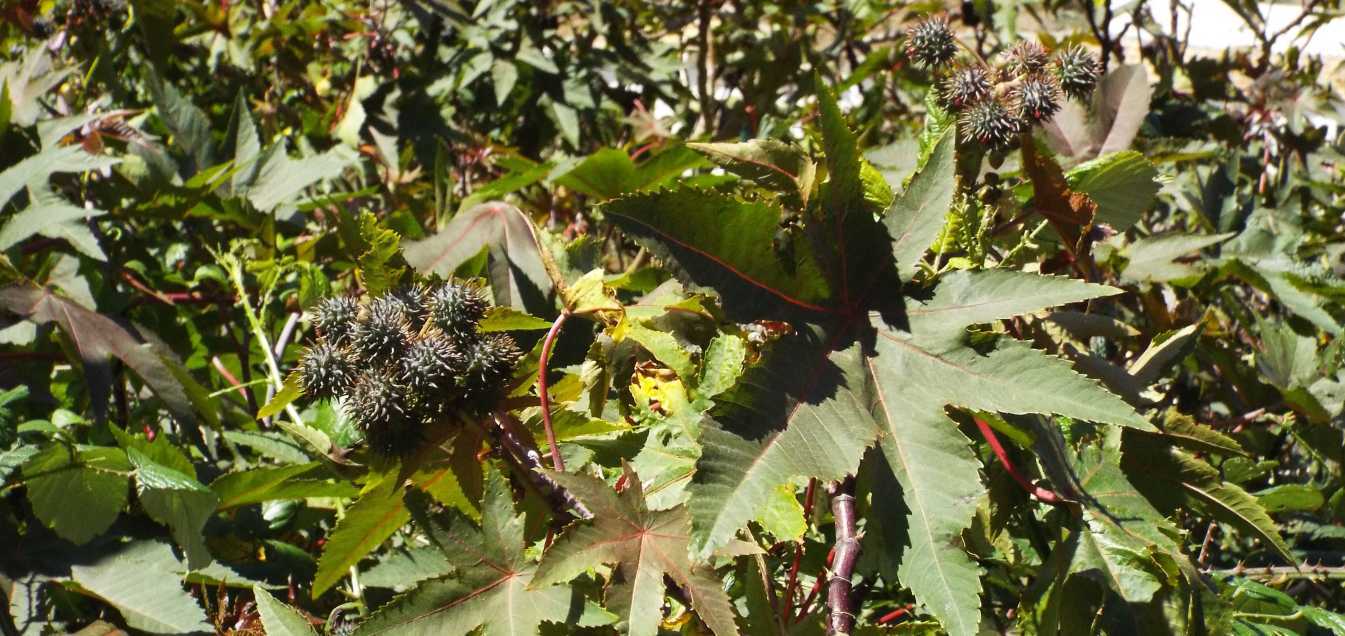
{"left": 1066, "top": 445, "right": 1184, "bottom": 603}
{"left": 312, "top": 474, "right": 411, "bottom": 597}
{"left": 403, "top": 201, "right": 554, "bottom": 311}
{"left": 604, "top": 189, "right": 834, "bottom": 321}
{"left": 0, "top": 286, "right": 207, "bottom": 427}
{"left": 688, "top": 139, "right": 816, "bottom": 205}
{"left": 534, "top": 467, "right": 739, "bottom": 636}
{"left": 884, "top": 128, "right": 958, "bottom": 282}
{"left": 553, "top": 145, "right": 706, "bottom": 200}
{"left": 689, "top": 270, "right": 1142, "bottom": 636}
{"left": 354, "top": 469, "right": 577, "bottom": 636}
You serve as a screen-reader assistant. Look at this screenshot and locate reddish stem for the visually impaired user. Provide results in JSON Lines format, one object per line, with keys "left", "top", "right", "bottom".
{"left": 796, "top": 546, "right": 835, "bottom": 623}
{"left": 973, "top": 417, "right": 1066, "bottom": 506}
{"left": 537, "top": 311, "right": 570, "bottom": 472}
{"left": 826, "top": 478, "right": 861, "bottom": 635}
{"left": 780, "top": 478, "right": 818, "bottom": 623}
{"left": 877, "top": 606, "right": 911, "bottom": 625}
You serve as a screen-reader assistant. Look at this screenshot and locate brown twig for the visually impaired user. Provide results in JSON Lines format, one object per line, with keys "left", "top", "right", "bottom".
{"left": 826, "top": 477, "right": 860, "bottom": 635}
{"left": 488, "top": 410, "right": 591, "bottom": 520}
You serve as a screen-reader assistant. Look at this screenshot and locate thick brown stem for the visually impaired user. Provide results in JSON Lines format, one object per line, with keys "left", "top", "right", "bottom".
{"left": 826, "top": 477, "right": 860, "bottom": 635}
{"left": 537, "top": 311, "right": 569, "bottom": 472}
{"left": 489, "top": 410, "right": 591, "bottom": 520}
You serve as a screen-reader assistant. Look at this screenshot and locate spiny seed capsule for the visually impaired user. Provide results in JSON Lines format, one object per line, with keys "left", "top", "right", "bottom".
{"left": 461, "top": 334, "right": 522, "bottom": 399}
{"left": 299, "top": 342, "right": 354, "bottom": 398}
{"left": 345, "top": 373, "right": 413, "bottom": 434}
{"left": 1012, "top": 75, "right": 1062, "bottom": 123}
{"left": 904, "top": 15, "right": 957, "bottom": 68}
{"left": 958, "top": 97, "right": 1021, "bottom": 149}
{"left": 400, "top": 335, "right": 465, "bottom": 395}
{"left": 427, "top": 282, "right": 489, "bottom": 339}
{"left": 941, "top": 65, "right": 992, "bottom": 111}
{"left": 351, "top": 297, "right": 412, "bottom": 364}
{"left": 385, "top": 284, "right": 429, "bottom": 330}
{"left": 1005, "top": 40, "right": 1050, "bottom": 77}
{"left": 312, "top": 296, "right": 360, "bottom": 345}
{"left": 1053, "top": 45, "right": 1100, "bottom": 101}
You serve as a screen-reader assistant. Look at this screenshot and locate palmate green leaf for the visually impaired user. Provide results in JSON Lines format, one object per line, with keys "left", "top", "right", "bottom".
{"left": 252, "top": 586, "right": 318, "bottom": 636}
{"left": 687, "top": 139, "right": 816, "bottom": 204}
{"left": 1120, "top": 232, "right": 1234, "bottom": 284}
{"left": 816, "top": 77, "right": 864, "bottom": 219}
{"left": 355, "top": 469, "right": 577, "bottom": 636}
{"left": 1065, "top": 151, "right": 1160, "bottom": 232}
{"left": 0, "top": 196, "right": 106, "bottom": 255}
{"left": 885, "top": 128, "right": 958, "bottom": 282}
{"left": 534, "top": 467, "right": 740, "bottom": 636}
{"left": 0, "top": 286, "right": 205, "bottom": 428}
{"left": 553, "top": 145, "right": 706, "bottom": 200}
{"left": 604, "top": 189, "right": 834, "bottom": 322}
{"left": 210, "top": 462, "right": 357, "bottom": 509}
{"left": 0, "top": 143, "right": 119, "bottom": 210}
{"left": 360, "top": 546, "right": 454, "bottom": 590}
{"left": 22, "top": 444, "right": 130, "bottom": 544}
{"left": 690, "top": 338, "right": 876, "bottom": 558}
{"left": 1123, "top": 435, "right": 1294, "bottom": 563}
{"left": 128, "top": 448, "right": 218, "bottom": 570}
{"left": 1067, "top": 445, "right": 1183, "bottom": 603}
{"left": 403, "top": 201, "right": 554, "bottom": 311}
{"left": 312, "top": 474, "right": 411, "bottom": 597}
{"left": 690, "top": 269, "right": 1142, "bottom": 635}
{"left": 68, "top": 540, "right": 211, "bottom": 635}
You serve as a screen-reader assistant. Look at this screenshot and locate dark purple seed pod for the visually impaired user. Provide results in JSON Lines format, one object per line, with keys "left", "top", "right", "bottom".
{"left": 400, "top": 334, "right": 466, "bottom": 395}
{"left": 1005, "top": 40, "right": 1050, "bottom": 77}
{"left": 1011, "top": 74, "right": 1062, "bottom": 123}
{"left": 941, "top": 65, "right": 992, "bottom": 111}
{"left": 312, "top": 296, "right": 360, "bottom": 345}
{"left": 904, "top": 15, "right": 958, "bottom": 69}
{"left": 350, "top": 296, "right": 412, "bottom": 365}
{"left": 299, "top": 341, "right": 355, "bottom": 398}
{"left": 958, "top": 97, "right": 1022, "bottom": 149}
{"left": 461, "top": 334, "right": 522, "bottom": 401}
{"left": 427, "top": 281, "right": 489, "bottom": 342}
{"left": 1054, "top": 45, "right": 1100, "bottom": 101}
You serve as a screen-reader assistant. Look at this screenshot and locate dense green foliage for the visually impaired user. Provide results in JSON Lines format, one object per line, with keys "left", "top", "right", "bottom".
{"left": 2, "top": 1, "right": 1345, "bottom": 634}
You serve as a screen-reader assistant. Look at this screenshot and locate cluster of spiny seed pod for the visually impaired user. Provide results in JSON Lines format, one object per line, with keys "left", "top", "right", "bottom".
{"left": 904, "top": 15, "right": 1100, "bottom": 149}
{"left": 298, "top": 281, "right": 521, "bottom": 456}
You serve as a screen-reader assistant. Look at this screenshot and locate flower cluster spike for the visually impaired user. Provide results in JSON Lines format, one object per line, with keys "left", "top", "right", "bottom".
{"left": 298, "top": 280, "right": 522, "bottom": 456}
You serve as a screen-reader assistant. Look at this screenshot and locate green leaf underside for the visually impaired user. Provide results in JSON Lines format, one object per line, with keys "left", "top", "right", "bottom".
{"left": 354, "top": 469, "right": 576, "bottom": 636}
{"left": 312, "top": 474, "right": 411, "bottom": 597}
{"left": 402, "top": 201, "right": 553, "bottom": 309}
{"left": 603, "top": 189, "right": 833, "bottom": 321}
{"left": 886, "top": 128, "right": 958, "bottom": 282}
{"left": 534, "top": 468, "right": 740, "bottom": 636}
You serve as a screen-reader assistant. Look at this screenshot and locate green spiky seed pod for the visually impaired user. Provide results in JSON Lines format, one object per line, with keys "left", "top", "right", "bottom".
{"left": 1005, "top": 41, "right": 1050, "bottom": 77}
{"left": 350, "top": 297, "right": 412, "bottom": 364}
{"left": 427, "top": 281, "right": 489, "bottom": 341}
{"left": 312, "top": 296, "right": 360, "bottom": 345}
{"left": 904, "top": 15, "right": 957, "bottom": 68}
{"left": 461, "top": 334, "right": 522, "bottom": 402}
{"left": 345, "top": 372, "right": 419, "bottom": 455}
{"left": 385, "top": 284, "right": 430, "bottom": 330}
{"left": 958, "top": 97, "right": 1021, "bottom": 149}
{"left": 400, "top": 334, "right": 465, "bottom": 395}
{"left": 1053, "top": 45, "right": 1100, "bottom": 101}
{"left": 941, "top": 65, "right": 992, "bottom": 111}
{"left": 299, "top": 342, "right": 354, "bottom": 398}
{"left": 1012, "top": 75, "right": 1062, "bottom": 123}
